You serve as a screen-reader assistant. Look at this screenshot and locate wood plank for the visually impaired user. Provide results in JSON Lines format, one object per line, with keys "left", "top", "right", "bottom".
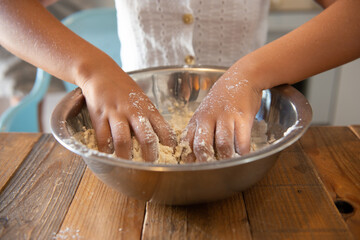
{"left": 252, "top": 232, "right": 353, "bottom": 240}
{"left": 349, "top": 125, "right": 360, "bottom": 139}
{"left": 142, "top": 135, "right": 352, "bottom": 240}
{"left": 0, "top": 134, "right": 86, "bottom": 239}
{"left": 142, "top": 194, "right": 252, "bottom": 240}
{"left": 243, "top": 140, "right": 353, "bottom": 239}
{"left": 0, "top": 133, "right": 41, "bottom": 191}
{"left": 300, "top": 126, "right": 360, "bottom": 239}
{"left": 56, "top": 168, "right": 146, "bottom": 240}
{"left": 256, "top": 142, "right": 320, "bottom": 186}
{"left": 245, "top": 186, "right": 352, "bottom": 239}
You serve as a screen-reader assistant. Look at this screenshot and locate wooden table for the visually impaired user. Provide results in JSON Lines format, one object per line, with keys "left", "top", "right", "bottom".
{"left": 0, "top": 126, "right": 359, "bottom": 240}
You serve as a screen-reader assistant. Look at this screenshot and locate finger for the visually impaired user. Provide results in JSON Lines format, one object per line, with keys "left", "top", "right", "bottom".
{"left": 93, "top": 118, "right": 113, "bottom": 154}
{"left": 215, "top": 118, "right": 235, "bottom": 159}
{"left": 109, "top": 118, "right": 132, "bottom": 160}
{"left": 85, "top": 97, "right": 113, "bottom": 153}
{"left": 179, "top": 121, "right": 196, "bottom": 163}
{"left": 193, "top": 121, "right": 215, "bottom": 162}
{"left": 234, "top": 114, "right": 253, "bottom": 156}
{"left": 149, "top": 111, "right": 177, "bottom": 148}
{"left": 130, "top": 115, "right": 158, "bottom": 162}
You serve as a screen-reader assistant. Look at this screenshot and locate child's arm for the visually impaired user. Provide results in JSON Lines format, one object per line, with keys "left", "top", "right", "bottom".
{"left": 181, "top": 0, "right": 360, "bottom": 162}
{"left": 0, "top": 0, "right": 176, "bottom": 161}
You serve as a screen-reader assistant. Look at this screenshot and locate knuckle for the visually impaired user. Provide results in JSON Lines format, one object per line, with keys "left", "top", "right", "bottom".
{"left": 193, "top": 140, "right": 212, "bottom": 156}
{"left": 216, "top": 138, "right": 232, "bottom": 153}
{"left": 113, "top": 136, "right": 130, "bottom": 147}
{"left": 92, "top": 107, "right": 105, "bottom": 117}
{"left": 193, "top": 143, "right": 206, "bottom": 154}
{"left": 139, "top": 134, "right": 158, "bottom": 147}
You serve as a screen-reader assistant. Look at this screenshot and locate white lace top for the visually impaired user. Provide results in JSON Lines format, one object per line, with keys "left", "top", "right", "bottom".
{"left": 115, "top": 0, "right": 270, "bottom": 71}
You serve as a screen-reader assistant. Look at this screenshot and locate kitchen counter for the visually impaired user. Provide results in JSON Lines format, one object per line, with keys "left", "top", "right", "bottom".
{"left": 0, "top": 126, "right": 359, "bottom": 239}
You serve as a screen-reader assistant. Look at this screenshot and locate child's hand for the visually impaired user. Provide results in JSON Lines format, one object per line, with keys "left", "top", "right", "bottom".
{"left": 78, "top": 63, "right": 176, "bottom": 162}
{"left": 180, "top": 68, "right": 263, "bottom": 162}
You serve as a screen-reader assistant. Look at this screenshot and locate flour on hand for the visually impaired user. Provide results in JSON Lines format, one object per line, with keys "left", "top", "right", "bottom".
{"left": 73, "top": 103, "right": 270, "bottom": 164}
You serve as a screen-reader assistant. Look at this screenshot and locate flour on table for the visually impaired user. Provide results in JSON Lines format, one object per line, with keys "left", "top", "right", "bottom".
{"left": 73, "top": 103, "right": 270, "bottom": 164}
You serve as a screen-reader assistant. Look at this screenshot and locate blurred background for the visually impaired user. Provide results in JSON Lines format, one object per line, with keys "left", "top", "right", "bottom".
{"left": 0, "top": 0, "right": 359, "bottom": 132}
{"left": 268, "top": 0, "right": 360, "bottom": 127}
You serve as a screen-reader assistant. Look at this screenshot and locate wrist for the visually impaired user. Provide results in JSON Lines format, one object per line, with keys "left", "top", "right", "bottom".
{"left": 71, "top": 51, "right": 121, "bottom": 89}
{"left": 229, "top": 56, "right": 271, "bottom": 92}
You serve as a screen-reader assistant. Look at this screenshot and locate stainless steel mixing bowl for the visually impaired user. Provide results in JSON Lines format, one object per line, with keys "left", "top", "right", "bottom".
{"left": 51, "top": 66, "right": 312, "bottom": 205}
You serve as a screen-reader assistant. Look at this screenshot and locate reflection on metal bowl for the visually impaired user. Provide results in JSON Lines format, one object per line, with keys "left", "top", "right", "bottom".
{"left": 51, "top": 65, "right": 312, "bottom": 205}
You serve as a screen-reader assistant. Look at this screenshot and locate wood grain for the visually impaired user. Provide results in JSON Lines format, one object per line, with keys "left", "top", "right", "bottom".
{"left": 255, "top": 141, "right": 320, "bottom": 186}
{"left": 142, "top": 194, "right": 251, "bottom": 240}
{"left": 300, "top": 126, "right": 360, "bottom": 239}
{"left": 245, "top": 186, "right": 352, "bottom": 239}
{"left": 243, "top": 141, "right": 352, "bottom": 239}
{"left": 349, "top": 125, "right": 360, "bottom": 139}
{"left": 251, "top": 232, "right": 353, "bottom": 240}
{"left": 0, "top": 133, "right": 41, "bottom": 191}
{"left": 141, "top": 133, "right": 354, "bottom": 240}
{"left": 56, "top": 168, "right": 146, "bottom": 240}
{"left": 0, "top": 134, "right": 86, "bottom": 239}
{"left": 1, "top": 128, "right": 358, "bottom": 240}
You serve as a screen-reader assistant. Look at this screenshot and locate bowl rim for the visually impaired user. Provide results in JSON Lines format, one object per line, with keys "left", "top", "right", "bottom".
{"left": 51, "top": 65, "right": 312, "bottom": 172}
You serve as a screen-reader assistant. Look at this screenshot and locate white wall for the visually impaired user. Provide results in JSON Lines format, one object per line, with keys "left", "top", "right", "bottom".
{"left": 332, "top": 59, "right": 360, "bottom": 125}
{"left": 268, "top": 10, "right": 360, "bottom": 125}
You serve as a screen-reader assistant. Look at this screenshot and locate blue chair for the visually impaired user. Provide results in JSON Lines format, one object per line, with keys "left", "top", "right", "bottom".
{"left": 0, "top": 8, "right": 121, "bottom": 132}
